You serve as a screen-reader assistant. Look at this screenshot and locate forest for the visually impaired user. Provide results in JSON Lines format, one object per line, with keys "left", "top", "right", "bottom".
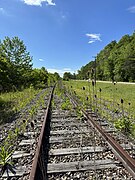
{"left": 0, "top": 36, "right": 60, "bottom": 92}
{"left": 63, "top": 32, "right": 135, "bottom": 82}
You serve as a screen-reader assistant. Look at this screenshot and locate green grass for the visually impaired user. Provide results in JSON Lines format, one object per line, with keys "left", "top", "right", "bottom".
{"left": 0, "top": 87, "right": 41, "bottom": 124}
{"left": 64, "top": 80, "right": 135, "bottom": 137}
{"left": 0, "top": 87, "right": 49, "bottom": 167}
{"left": 61, "top": 98, "right": 72, "bottom": 110}
{"left": 64, "top": 80, "right": 135, "bottom": 116}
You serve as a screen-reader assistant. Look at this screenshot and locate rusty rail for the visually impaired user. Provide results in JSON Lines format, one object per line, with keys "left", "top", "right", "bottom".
{"left": 67, "top": 92, "right": 135, "bottom": 178}
{"left": 29, "top": 86, "right": 55, "bottom": 180}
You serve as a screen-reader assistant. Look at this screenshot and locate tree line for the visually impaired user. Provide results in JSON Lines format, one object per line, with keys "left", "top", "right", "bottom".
{"left": 63, "top": 31, "right": 135, "bottom": 82}
{"left": 0, "top": 36, "right": 60, "bottom": 92}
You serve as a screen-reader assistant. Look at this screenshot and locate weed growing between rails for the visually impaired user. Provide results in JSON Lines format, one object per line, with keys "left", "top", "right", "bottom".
{"left": 0, "top": 144, "right": 14, "bottom": 176}
{"left": 64, "top": 80, "right": 135, "bottom": 138}
{"left": 61, "top": 98, "right": 72, "bottom": 110}
{"left": 53, "top": 81, "right": 76, "bottom": 118}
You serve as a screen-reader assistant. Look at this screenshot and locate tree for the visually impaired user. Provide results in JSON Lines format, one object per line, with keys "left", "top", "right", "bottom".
{"left": 76, "top": 32, "right": 135, "bottom": 82}
{"left": 0, "top": 36, "right": 33, "bottom": 89}
{"left": 76, "top": 61, "right": 95, "bottom": 80}
{"left": 47, "top": 73, "right": 56, "bottom": 86}
{"left": 63, "top": 72, "right": 73, "bottom": 81}
{"left": 1, "top": 37, "right": 32, "bottom": 68}
{"left": 96, "top": 41, "right": 117, "bottom": 80}
{"left": 0, "top": 55, "right": 11, "bottom": 91}
{"left": 54, "top": 72, "right": 61, "bottom": 81}
{"left": 0, "top": 36, "right": 62, "bottom": 91}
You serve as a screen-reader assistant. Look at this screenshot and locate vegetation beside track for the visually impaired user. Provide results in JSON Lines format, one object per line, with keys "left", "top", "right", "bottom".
{"left": 0, "top": 87, "right": 52, "bottom": 176}
{"left": 64, "top": 80, "right": 135, "bottom": 137}
{"left": 0, "top": 87, "right": 41, "bottom": 124}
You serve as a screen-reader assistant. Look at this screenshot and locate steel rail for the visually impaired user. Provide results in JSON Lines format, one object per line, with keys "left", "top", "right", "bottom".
{"left": 29, "top": 86, "right": 55, "bottom": 180}
{"left": 67, "top": 92, "right": 135, "bottom": 178}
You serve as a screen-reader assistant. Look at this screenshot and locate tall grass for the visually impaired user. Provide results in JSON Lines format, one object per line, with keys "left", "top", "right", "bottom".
{"left": 0, "top": 87, "right": 41, "bottom": 124}
{"left": 64, "top": 80, "right": 135, "bottom": 117}
{"left": 64, "top": 80, "right": 135, "bottom": 137}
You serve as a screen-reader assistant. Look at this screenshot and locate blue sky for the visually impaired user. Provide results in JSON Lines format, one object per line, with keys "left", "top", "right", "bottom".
{"left": 0, "top": 0, "right": 135, "bottom": 76}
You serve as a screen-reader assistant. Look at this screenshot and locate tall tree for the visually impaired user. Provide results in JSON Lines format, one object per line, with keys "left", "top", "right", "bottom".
{"left": 0, "top": 36, "right": 33, "bottom": 89}
{"left": 63, "top": 72, "right": 73, "bottom": 81}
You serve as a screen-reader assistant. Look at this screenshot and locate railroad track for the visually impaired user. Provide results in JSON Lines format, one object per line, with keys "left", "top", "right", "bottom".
{"left": 0, "top": 87, "right": 53, "bottom": 180}
{"left": 1, "top": 84, "right": 135, "bottom": 179}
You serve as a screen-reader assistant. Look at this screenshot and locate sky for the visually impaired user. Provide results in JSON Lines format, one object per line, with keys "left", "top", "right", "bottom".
{"left": 0, "top": 0, "right": 135, "bottom": 77}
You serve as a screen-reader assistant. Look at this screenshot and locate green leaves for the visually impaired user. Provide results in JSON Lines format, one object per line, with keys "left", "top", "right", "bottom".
{"left": 114, "top": 117, "right": 132, "bottom": 135}
{"left": 61, "top": 98, "right": 72, "bottom": 110}
{"left": 0, "top": 36, "right": 60, "bottom": 92}
{"left": 0, "top": 145, "right": 13, "bottom": 166}
{"left": 0, "top": 36, "right": 33, "bottom": 91}
{"left": 76, "top": 31, "right": 135, "bottom": 82}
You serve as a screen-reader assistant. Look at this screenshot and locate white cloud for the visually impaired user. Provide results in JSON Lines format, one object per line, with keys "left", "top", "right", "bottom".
{"left": 127, "top": 6, "right": 135, "bottom": 13}
{"left": 39, "top": 58, "right": 44, "bottom": 61}
{"left": 88, "top": 40, "right": 94, "bottom": 44}
{"left": 22, "top": 0, "right": 56, "bottom": 6}
{"left": 86, "top": 33, "right": 101, "bottom": 44}
{"left": 47, "top": 68, "right": 77, "bottom": 77}
{"left": 63, "top": 68, "right": 72, "bottom": 71}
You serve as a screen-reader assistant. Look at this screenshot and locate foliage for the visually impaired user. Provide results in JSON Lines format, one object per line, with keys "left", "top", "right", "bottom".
{"left": 47, "top": 72, "right": 60, "bottom": 86}
{"left": 64, "top": 80, "right": 135, "bottom": 137}
{"left": 0, "top": 87, "right": 50, "bottom": 175}
{"left": 77, "top": 61, "right": 95, "bottom": 80}
{"left": 63, "top": 72, "right": 76, "bottom": 81}
{"left": 0, "top": 36, "right": 61, "bottom": 92}
{"left": 61, "top": 98, "right": 72, "bottom": 110}
{"left": 0, "top": 37, "right": 33, "bottom": 90}
{"left": 76, "top": 106, "right": 84, "bottom": 120}
{"left": 0, "top": 87, "right": 40, "bottom": 124}
{"left": 114, "top": 117, "right": 132, "bottom": 135}
{"left": 76, "top": 32, "right": 135, "bottom": 82}
{"left": 0, "top": 145, "right": 13, "bottom": 167}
